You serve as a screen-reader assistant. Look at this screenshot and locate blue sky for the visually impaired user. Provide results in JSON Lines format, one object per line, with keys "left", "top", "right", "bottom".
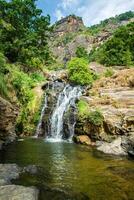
{"left": 37, "top": 0, "right": 134, "bottom": 26}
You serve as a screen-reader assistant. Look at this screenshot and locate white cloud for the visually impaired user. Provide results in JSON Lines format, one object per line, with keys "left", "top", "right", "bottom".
{"left": 79, "top": 0, "right": 134, "bottom": 26}
{"left": 54, "top": 0, "right": 134, "bottom": 26}
{"left": 60, "top": 0, "right": 79, "bottom": 9}
{"left": 55, "top": 9, "right": 64, "bottom": 20}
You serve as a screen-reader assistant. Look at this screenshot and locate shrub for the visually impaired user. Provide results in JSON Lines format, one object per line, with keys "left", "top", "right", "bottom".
{"left": 11, "top": 69, "right": 35, "bottom": 104}
{"left": 89, "top": 22, "right": 134, "bottom": 66}
{"left": 30, "top": 73, "right": 45, "bottom": 83}
{"left": 104, "top": 68, "right": 114, "bottom": 77}
{"left": 87, "top": 110, "right": 104, "bottom": 126}
{"left": 67, "top": 57, "right": 93, "bottom": 85}
{"left": 0, "top": 74, "right": 8, "bottom": 98}
{"left": 0, "top": 52, "right": 6, "bottom": 73}
{"left": 77, "top": 100, "right": 89, "bottom": 115}
{"left": 76, "top": 46, "right": 89, "bottom": 60}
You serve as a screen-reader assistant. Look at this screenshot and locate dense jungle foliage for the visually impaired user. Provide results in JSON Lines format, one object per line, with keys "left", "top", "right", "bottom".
{"left": 0, "top": 0, "right": 52, "bottom": 134}
{"left": 89, "top": 22, "right": 134, "bottom": 66}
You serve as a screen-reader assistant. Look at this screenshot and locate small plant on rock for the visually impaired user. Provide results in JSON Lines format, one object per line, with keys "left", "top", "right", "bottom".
{"left": 87, "top": 110, "right": 104, "bottom": 126}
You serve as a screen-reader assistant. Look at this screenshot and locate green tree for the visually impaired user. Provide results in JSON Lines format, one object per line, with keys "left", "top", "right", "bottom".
{"left": 76, "top": 46, "right": 89, "bottom": 60}
{"left": 0, "top": 0, "right": 52, "bottom": 67}
{"left": 89, "top": 22, "right": 134, "bottom": 66}
{"left": 67, "top": 57, "right": 93, "bottom": 85}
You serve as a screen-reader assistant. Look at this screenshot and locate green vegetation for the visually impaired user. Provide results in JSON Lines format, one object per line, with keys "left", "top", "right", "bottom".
{"left": 77, "top": 100, "right": 104, "bottom": 126}
{"left": 9, "top": 65, "right": 45, "bottom": 134}
{"left": 0, "top": 0, "right": 53, "bottom": 68}
{"left": 104, "top": 68, "right": 114, "bottom": 77}
{"left": 67, "top": 57, "right": 94, "bottom": 85}
{"left": 0, "top": 53, "right": 8, "bottom": 98}
{"left": 87, "top": 110, "right": 104, "bottom": 126}
{"left": 77, "top": 100, "right": 89, "bottom": 115}
{"left": 86, "top": 11, "right": 134, "bottom": 36}
{"left": 76, "top": 46, "right": 89, "bottom": 60}
{"left": 0, "top": 0, "right": 51, "bottom": 135}
{"left": 0, "top": 74, "right": 8, "bottom": 98}
{"left": 89, "top": 22, "right": 134, "bottom": 66}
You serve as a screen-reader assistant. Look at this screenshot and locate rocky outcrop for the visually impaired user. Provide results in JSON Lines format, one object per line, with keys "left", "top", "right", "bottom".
{"left": 75, "top": 68, "right": 134, "bottom": 155}
{"left": 0, "top": 185, "right": 38, "bottom": 200}
{"left": 0, "top": 97, "right": 18, "bottom": 145}
{"left": 73, "top": 135, "right": 92, "bottom": 145}
{"left": 50, "top": 15, "right": 134, "bottom": 64}
{"left": 97, "top": 137, "right": 127, "bottom": 155}
{"left": 0, "top": 164, "right": 39, "bottom": 200}
{"left": 53, "top": 15, "right": 84, "bottom": 37}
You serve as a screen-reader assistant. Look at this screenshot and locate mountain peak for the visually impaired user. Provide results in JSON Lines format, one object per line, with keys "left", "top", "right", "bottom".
{"left": 53, "top": 15, "right": 85, "bottom": 37}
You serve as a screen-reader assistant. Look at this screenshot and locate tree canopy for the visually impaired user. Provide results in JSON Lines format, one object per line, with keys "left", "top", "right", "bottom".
{"left": 89, "top": 22, "right": 134, "bottom": 66}
{"left": 0, "top": 0, "right": 52, "bottom": 67}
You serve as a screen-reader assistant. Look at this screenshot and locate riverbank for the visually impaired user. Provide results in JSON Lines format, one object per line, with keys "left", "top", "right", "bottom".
{"left": 74, "top": 67, "right": 134, "bottom": 156}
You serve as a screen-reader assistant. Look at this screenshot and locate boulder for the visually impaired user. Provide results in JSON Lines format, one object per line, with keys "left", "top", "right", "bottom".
{"left": 0, "top": 164, "right": 39, "bottom": 199}
{"left": 97, "top": 137, "right": 127, "bottom": 155}
{"left": 73, "top": 135, "right": 92, "bottom": 145}
{"left": 0, "top": 185, "right": 38, "bottom": 200}
{"left": 0, "top": 164, "right": 20, "bottom": 183}
{"left": 89, "top": 62, "right": 106, "bottom": 75}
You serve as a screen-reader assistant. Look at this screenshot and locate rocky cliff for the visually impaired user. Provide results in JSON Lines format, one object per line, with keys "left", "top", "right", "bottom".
{"left": 53, "top": 15, "right": 84, "bottom": 37}
{"left": 50, "top": 13, "right": 134, "bottom": 64}
{"left": 0, "top": 97, "right": 18, "bottom": 147}
{"left": 75, "top": 67, "right": 134, "bottom": 155}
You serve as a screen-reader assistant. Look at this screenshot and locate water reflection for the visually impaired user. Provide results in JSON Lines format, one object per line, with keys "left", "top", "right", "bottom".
{"left": 0, "top": 138, "right": 134, "bottom": 200}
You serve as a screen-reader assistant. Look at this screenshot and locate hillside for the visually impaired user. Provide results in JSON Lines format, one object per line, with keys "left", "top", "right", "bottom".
{"left": 49, "top": 11, "right": 134, "bottom": 66}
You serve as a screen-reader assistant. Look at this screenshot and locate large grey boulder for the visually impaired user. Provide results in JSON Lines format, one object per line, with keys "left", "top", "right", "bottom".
{"left": 97, "top": 137, "right": 127, "bottom": 155}
{"left": 0, "top": 164, "right": 39, "bottom": 199}
{"left": 0, "top": 164, "right": 20, "bottom": 184}
{"left": 0, "top": 185, "right": 38, "bottom": 200}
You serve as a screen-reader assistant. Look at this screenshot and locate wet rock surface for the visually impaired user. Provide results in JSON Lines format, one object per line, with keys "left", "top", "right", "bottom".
{"left": 0, "top": 164, "right": 39, "bottom": 200}
{"left": 0, "top": 164, "right": 20, "bottom": 184}
{"left": 0, "top": 185, "right": 38, "bottom": 200}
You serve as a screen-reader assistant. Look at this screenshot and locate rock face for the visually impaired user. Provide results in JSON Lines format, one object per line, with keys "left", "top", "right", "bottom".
{"left": 75, "top": 69, "right": 134, "bottom": 155}
{"left": 97, "top": 137, "right": 127, "bottom": 155}
{"left": 0, "top": 185, "right": 38, "bottom": 200}
{"left": 53, "top": 15, "right": 84, "bottom": 37}
{"left": 0, "top": 164, "right": 39, "bottom": 200}
{"left": 0, "top": 97, "right": 18, "bottom": 144}
{"left": 0, "top": 164, "right": 20, "bottom": 184}
{"left": 50, "top": 15, "right": 133, "bottom": 64}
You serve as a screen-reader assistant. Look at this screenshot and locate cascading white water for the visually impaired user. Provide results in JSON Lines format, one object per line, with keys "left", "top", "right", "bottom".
{"left": 46, "top": 85, "right": 82, "bottom": 142}
{"left": 35, "top": 95, "right": 47, "bottom": 137}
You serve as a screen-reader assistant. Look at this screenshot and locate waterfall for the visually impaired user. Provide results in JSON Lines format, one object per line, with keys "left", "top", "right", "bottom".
{"left": 35, "top": 95, "right": 47, "bottom": 137}
{"left": 35, "top": 81, "right": 82, "bottom": 142}
{"left": 46, "top": 84, "right": 82, "bottom": 142}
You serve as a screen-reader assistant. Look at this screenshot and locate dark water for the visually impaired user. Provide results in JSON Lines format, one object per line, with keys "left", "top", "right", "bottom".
{"left": 0, "top": 138, "right": 134, "bottom": 200}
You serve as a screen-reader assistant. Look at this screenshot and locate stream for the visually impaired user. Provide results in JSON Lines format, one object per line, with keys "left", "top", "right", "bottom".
{"left": 0, "top": 138, "right": 134, "bottom": 200}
